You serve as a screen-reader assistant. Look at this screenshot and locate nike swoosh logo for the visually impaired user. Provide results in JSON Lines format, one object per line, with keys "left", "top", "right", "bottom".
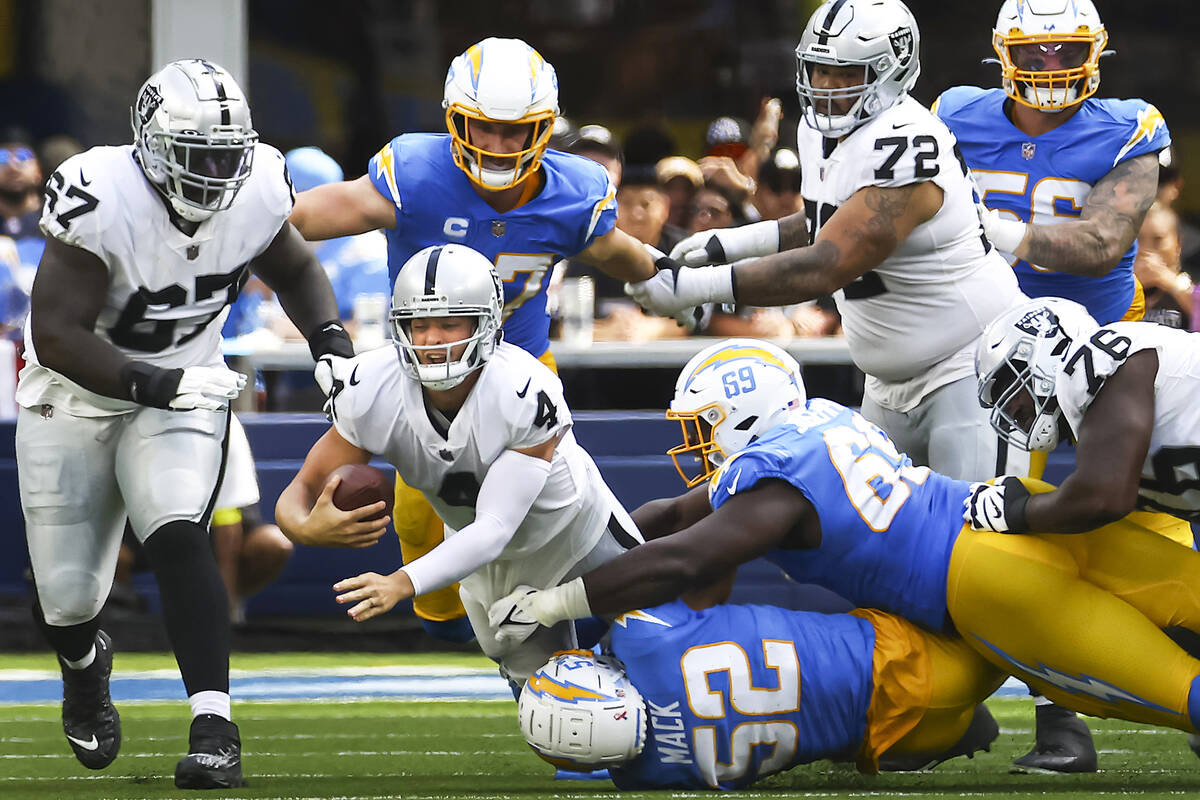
{"left": 67, "top": 734, "right": 99, "bottom": 750}
{"left": 516, "top": 378, "right": 531, "bottom": 398}
{"left": 726, "top": 469, "right": 742, "bottom": 496}
{"left": 322, "top": 322, "right": 344, "bottom": 334}
{"left": 891, "top": 122, "right": 912, "bottom": 129}
{"left": 79, "top": 172, "right": 91, "bottom": 187}
{"left": 348, "top": 365, "right": 360, "bottom": 386}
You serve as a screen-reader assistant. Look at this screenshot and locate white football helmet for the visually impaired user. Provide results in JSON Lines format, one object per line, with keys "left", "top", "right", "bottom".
{"left": 992, "top": 0, "right": 1107, "bottom": 111}
{"left": 390, "top": 244, "right": 503, "bottom": 391}
{"left": 519, "top": 651, "right": 646, "bottom": 771}
{"left": 795, "top": 0, "right": 921, "bottom": 137}
{"left": 668, "top": 338, "right": 806, "bottom": 487}
{"left": 976, "top": 298, "right": 1098, "bottom": 452}
{"left": 443, "top": 37, "right": 559, "bottom": 190}
{"left": 131, "top": 59, "right": 258, "bottom": 222}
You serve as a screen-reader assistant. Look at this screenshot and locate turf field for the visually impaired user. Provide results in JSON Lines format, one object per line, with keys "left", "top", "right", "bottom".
{"left": 3, "top": 652, "right": 1200, "bottom": 799}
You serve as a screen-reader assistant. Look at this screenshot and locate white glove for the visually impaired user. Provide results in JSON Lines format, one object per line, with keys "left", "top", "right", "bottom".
{"left": 668, "top": 219, "right": 780, "bottom": 266}
{"left": 625, "top": 262, "right": 735, "bottom": 317}
{"left": 169, "top": 366, "right": 247, "bottom": 411}
{"left": 314, "top": 353, "right": 353, "bottom": 419}
{"left": 487, "top": 578, "right": 592, "bottom": 646}
{"left": 963, "top": 476, "right": 1032, "bottom": 533}
{"left": 979, "top": 206, "right": 1028, "bottom": 255}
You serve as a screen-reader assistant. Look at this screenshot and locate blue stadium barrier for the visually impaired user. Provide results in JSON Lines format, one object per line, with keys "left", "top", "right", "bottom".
{"left": 0, "top": 414, "right": 1083, "bottom": 616}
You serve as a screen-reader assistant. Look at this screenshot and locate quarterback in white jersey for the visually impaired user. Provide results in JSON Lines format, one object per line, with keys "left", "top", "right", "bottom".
{"left": 625, "top": 0, "right": 1024, "bottom": 480}
{"left": 970, "top": 297, "right": 1200, "bottom": 534}
{"left": 275, "top": 244, "right": 642, "bottom": 683}
{"left": 16, "top": 60, "right": 350, "bottom": 789}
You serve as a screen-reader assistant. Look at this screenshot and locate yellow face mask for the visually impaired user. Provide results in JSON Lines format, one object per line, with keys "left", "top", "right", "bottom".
{"left": 666, "top": 403, "right": 726, "bottom": 488}
{"left": 993, "top": 27, "right": 1106, "bottom": 111}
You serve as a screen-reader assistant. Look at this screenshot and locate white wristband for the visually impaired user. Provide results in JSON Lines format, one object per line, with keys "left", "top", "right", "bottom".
{"left": 730, "top": 219, "right": 780, "bottom": 260}
{"left": 986, "top": 215, "right": 1028, "bottom": 255}
{"left": 681, "top": 264, "right": 737, "bottom": 306}
{"left": 531, "top": 577, "right": 592, "bottom": 626}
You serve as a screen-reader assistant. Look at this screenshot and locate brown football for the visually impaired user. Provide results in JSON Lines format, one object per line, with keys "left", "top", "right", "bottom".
{"left": 330, "top": 463, "right": 392, "bottom": 519}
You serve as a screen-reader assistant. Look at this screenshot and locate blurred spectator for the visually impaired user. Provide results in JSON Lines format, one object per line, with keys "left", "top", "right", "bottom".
{"left": 754, "top": 148, "right": 804, "bottom": 221}
{"left": 656, "top": 156, "right": 703, "bottom": 230}
{"left": 705, "top": 116, "right": 748, "bottom": 161}
{"left": 1156, "top": 145, "right": 1200, "bottom": 276}
{"left": 616, "top": 164, "right": 685, "bottom": 253}
{"left": 0, "top": 127, "right": 45, "bottom": 280}
{"left": 689, "top": 182, "right": 747, "bottom": 233}
{"left": 698, "top": 156, "right": 760, "bottom": 222}
{"left": 37, "top": 134, "right": 83, "bottom": 175}
{"left": 705, "top": 99, "right": 783, "bottom": 200}
{"left": 548, "top": 115, "right": 578, "bottom": 151}
{"left": 623, "top": 124, "right": 675, "bottom": 170}
{"left": 569, "top": 124, "right": 622, "bottom": 187}
{"left": 1134, "top": 202, "right": 1193, "bottom": 329}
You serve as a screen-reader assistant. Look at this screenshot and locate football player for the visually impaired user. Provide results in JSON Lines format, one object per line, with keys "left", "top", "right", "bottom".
{"left": 289, "top": 38, "right": 661, "bottom": 643}
{"left": 626, "top": 0, "right": 1026, "bottom": 483}
{"left": 492, "top": 339, "right": 1200, "bottom": 752}
{"left": 935, "top": 1, "right": 1175, "bottom": 769}
{"left": 972, "top": 296, "right": 1200, "bottom": 530}
{"left": 15, "top": 60, "right": 353, "bottom": 788}
{"left": 274, "top": 244, "right": 644, "bottom": 685}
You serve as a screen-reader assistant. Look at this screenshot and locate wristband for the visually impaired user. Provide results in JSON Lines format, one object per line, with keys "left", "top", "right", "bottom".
{"left": 119, "top": 362, "right": 183, "bottom": 409}
{"left": 1001, "top": 476, "right": 1031, "bottom": 533}
{"left": 307, "top": 319, "right": 355, "bottom": 361}
{"left": 535, "top": 577, "right": 593, "bottom": 626}
{"left": 987, "top": 215, "right": 1028, "bottom": 255}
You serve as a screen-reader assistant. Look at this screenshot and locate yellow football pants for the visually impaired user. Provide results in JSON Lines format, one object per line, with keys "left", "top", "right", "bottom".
{"left": 947, "top": 480, "right": 1200, "bottom": 732}
{"left": 395, "top": 348, "right": 558, "bottom": 622}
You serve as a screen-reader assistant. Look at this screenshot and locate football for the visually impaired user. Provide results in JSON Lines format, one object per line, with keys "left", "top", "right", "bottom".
{"left": 330, "top": 464, "right": 392, "bottom": 519}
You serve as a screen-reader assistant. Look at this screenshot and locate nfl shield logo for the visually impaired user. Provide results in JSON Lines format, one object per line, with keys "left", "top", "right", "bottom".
{"left": 186, "top": 244, "right": 200, "bottom": 260}
{"left": 1021, "top": 142, "right": 1036, "bottom": 160}
{"left": 491, "top": 220, "right": 506, "bottom": 237}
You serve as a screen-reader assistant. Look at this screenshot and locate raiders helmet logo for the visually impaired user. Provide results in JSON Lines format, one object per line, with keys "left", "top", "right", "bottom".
{"left": 1015, "top": 307, "right": 1062, "bottom": 338}
{"left": 889, "top": 28, "right": 914, "bottom": 68}
{"left": 135, "top": 84, "right": 164, "bottom": 129}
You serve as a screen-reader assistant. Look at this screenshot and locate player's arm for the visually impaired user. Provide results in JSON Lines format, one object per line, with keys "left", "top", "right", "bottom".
{"left": 250, "top": 221, "right": 355, "bottom": 367}
{"left": 574, "top": 226, "right": 657, "bottom": 282}
{"left": 289, "top": 175, "right": 397, "bottom": 240}
{"left": 733, "top": 181, "right": 943, "bottom": 304}
{"left": 494, "top": 479, "right": 815, "bottom": 633}
{"left": 627, "top": 182, "right": 941, "bottom": 314}
{"left": 631, "top": 483, "right": 713, "bottom": 541}
{"left": 1000, "top": 152, "right": 1159, "bottom": 277}
{"left": 335, "top": 434, "right": 561, "bottom": 622}
{"left": 1021, "top": 351, "right": 1158, "bottom": 532}
{"left": 275, "top": 426, "right": 389, "bottom": 548}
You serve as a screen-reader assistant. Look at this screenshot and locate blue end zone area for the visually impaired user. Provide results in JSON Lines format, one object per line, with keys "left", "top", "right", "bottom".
{"left": 0, "top": 413, "right": 1084, "bottom": 617}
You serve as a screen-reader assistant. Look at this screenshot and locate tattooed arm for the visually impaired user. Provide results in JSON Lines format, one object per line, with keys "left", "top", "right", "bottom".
{"left": 732, "top": 181, "right": 943, "bottom": 305}
{"left": 1011, "top": 152, "right": 1159, "bottom": 277}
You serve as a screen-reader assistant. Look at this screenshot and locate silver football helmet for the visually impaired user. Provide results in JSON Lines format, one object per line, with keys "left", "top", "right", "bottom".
{"left": 131, "top": 59, "right": 258, "bottom": 222}
{"left": 976, "top": 298, "right": 1098, "bottom": 452}
{"left": 390, "top": 244, "right": 503, "bottom": 391}
{"left": 668, "top": 338, "right": 806, "bottom": 487}
{"left": 795, "top": 0, "right": 921, "bottom": 137}
{"left": 520, "top": 651, "right": 647, "bottom": 771}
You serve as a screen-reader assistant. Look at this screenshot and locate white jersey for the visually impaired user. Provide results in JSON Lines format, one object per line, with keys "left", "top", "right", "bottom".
{"left": 1056, "top": 322, "right": 1200, "bottom": 520}
{"left": 332, "top": 342, "right": 615, "bottom": 592}
{"left": 17, "top": 142, "right": 293, "bottom": 416}
{"left": 797, "top": 95, "right": 1023, "bottom": 410}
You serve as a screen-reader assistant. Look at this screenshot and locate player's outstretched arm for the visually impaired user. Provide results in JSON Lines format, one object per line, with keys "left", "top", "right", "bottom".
{"left": 631, "top": 483, "right": 713, "bottom": 541}
{"left": 289, "top": 175, "right": 396, "bottom": 240}
{"left": 275, "top": 427, "right": 389, "bottom": 548}
{"left": 575, "top": 226, "right": 657, "bottom": 282}
{"left": 1024, "top": 350, "right": 1158, "bottom": 532}
{"left": 732, "top": 181, "right": 943, "bottom": 306}
{"left": 1003, "top": 152, "right": 1159, "bottom": 277}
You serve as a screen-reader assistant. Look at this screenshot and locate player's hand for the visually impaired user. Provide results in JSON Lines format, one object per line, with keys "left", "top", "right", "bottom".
{"left": 978, "top": 205, "right": 1028, "bottom": 255}
{"left": 334, "top": 569, "right": 414, "bottom": 622}
{"left": 168, "top": 366, "right": 247, "bottom": 411}
{"left": 296, "top": 473, "right": 389, "bottom": 548}
{"left": 668, "top": 219, "right": 780, "bottom": 266}
{"left": 313, "top": 353, "right": 353, "bottom": 419}
{"left": 488, "top": 585, "right": 544, "bottom": 646}
{"left": 625, "top": 260, "right": 731, "bottom": 319}
{"left": 963, "top": 476, "right": 1031, "bottom": 533}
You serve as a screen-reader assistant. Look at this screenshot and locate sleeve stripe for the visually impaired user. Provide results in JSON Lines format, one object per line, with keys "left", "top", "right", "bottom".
{"left": 584, "top": 183, "right": 616, "bottom": 242}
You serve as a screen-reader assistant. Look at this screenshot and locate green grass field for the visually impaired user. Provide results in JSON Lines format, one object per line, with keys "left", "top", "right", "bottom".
{"left": 4, "top": 653, "right": 1200, "bottom": 799}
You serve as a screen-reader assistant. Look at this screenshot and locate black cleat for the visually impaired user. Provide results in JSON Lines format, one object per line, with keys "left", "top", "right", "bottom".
{"left": 1011, "top": 703, "right": 1098, "bottom": 774}
{"left": 174, "top": 714, "right": 247, "bottom": 789}
{"left": 60, "top": 630, "right": 121, "bottom": 770}
{"left": 879, "top": 702, "right": 999, "bottom": 771}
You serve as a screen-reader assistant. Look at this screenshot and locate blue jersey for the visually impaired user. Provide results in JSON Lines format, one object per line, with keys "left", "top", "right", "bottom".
{"left": 710, "top": 399, "right": 968, "bottom": 632}
{"left": 367, "top": 134, "right": 617, "bottom": 357}
{"left": 935, "top": 87, "right": 1170, "bottom": 324}
{"left": 608, "top": 599, "right": 876, "bottom": 790}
